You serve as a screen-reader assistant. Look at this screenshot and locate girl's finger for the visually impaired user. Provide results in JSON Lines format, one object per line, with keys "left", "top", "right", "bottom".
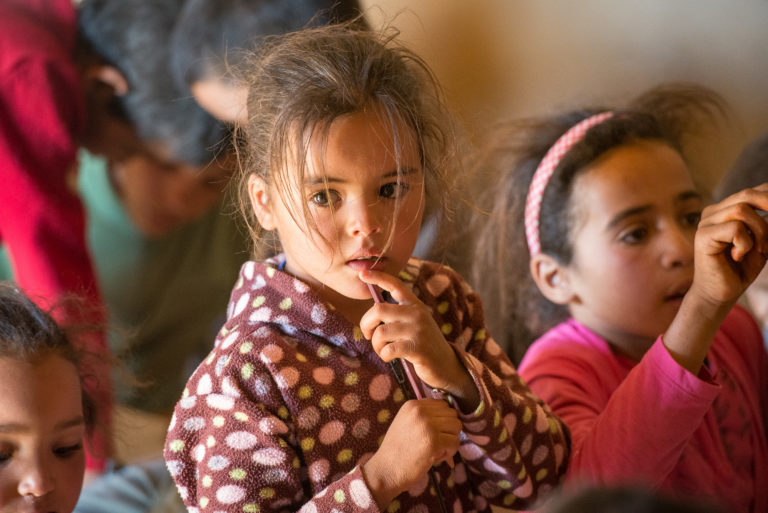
{"left": 408, "top": 398, "right": 459, "bottom": 420}
{"left": 359, "top": 287, "right": 425, "bottom": 340}
{"left": 697, "top": 219, "right": 756, "bottom": 261}
{"left": 358, "top": 269, "right": 419, "bottom": 306}
{"left": 699, "top": 202, "right": 768, "bottom": 254}
{"left": 371, "top": 319, "right": 418, "bottom": 347}
{"left": 708, "top": 184, "right": 768, "bottom": 213}
{"left": 359, "top": 303, "right": 416, "bottom": 340}
{"left": 374, "top": 337, "right": 418, "bottom": 362}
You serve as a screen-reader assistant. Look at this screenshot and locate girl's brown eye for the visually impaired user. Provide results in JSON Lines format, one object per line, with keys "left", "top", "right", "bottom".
{"left": 684, "top": 211, "right": 702, "bottom": 226}
{"left": 310, "top": 192, "right": 329, "bottom": 206}
{"left": 380, "top": 182, "right": 408, "bottom": 199}
{"left": 620, "top": 227, "right": 648, "bottom": 244}
{"left": 310, "top": 190, "right": 340, "bottom": 206}
{"left": 53, "top": 443, "right": 83, "bottom": 458}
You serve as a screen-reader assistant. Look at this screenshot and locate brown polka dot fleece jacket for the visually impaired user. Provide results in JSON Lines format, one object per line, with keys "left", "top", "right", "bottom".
{"left": 164, "top": 257, "right": 568, "bottom": 513}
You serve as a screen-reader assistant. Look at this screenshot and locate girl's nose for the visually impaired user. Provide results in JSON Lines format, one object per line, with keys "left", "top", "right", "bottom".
{"left": 661, "top": 224, "right": 694, "bottom": 268}
{"left": 17, "top": 461, "right": 54, "bottom": 498}
{"left": 348, "top": 198, "right": 383, "bottom": 238}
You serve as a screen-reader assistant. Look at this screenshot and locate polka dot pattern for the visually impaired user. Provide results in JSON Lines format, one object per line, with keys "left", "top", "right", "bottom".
{"left": 166, "top": 257, "right": 568, "bottom": 513}
{"left": 225, "top": 431, "right": 258, "bottom": 450}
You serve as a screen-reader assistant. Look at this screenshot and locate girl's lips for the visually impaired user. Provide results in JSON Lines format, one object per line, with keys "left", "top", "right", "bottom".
{"left": 346, "top": 257, "right": 387, "bottom": 272}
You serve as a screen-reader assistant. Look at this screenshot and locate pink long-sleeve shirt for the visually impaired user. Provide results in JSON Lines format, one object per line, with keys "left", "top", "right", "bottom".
{"left": 165, "top": 257, "right": 569, "bottom": 512}
{"left": 519, "top": 305, "right": 768, "bottom": 512}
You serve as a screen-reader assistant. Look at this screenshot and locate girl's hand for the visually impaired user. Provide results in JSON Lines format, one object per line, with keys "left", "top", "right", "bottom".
{"left": 666, "top": 184, "right": 768, "bottom": 374}
{"left": 691, "top": 184, "right": 768, "bottom": 306}
{"left": 358, "top": 270, "right": 477, "bottom": 406}
{"left": 361, "top": 399, "right": 461, "bottom": 507}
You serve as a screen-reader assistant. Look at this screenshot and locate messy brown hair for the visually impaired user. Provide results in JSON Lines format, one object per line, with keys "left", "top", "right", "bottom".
{"left": 233, "top": 21, "right": 457, "bottom": 259}
{"left": 469, "top": 84, "right": 727, "bottom": 363}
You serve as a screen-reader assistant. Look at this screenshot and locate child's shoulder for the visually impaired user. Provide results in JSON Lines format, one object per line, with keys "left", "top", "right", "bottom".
{"left": 520, "top": 320, "right": 618, "bottom": 376}
{"left": 405, "top": 257, "right": 474, "bottom": 297}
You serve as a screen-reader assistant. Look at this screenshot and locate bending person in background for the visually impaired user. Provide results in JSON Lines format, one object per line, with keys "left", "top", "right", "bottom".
{"left": 0, "top": 0, "right": 144, "bottom": 472}
{"left": 1, "top": 0, "right": 240, "bottom": 464}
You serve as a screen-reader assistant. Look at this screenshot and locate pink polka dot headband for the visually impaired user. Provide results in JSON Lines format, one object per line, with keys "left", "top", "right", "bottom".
{"left": 524, "top": 111, "right": 614, "bottom": 256}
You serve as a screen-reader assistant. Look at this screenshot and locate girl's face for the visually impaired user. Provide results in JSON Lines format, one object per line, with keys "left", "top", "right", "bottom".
{"left": 561, "top": 139, "right": 702, "bottom": 358}
{"left": 0, "top": 355, "right": 86, "bottom": 513}
{"left": 250, "top": 109, "right": 425, "bottom": 315}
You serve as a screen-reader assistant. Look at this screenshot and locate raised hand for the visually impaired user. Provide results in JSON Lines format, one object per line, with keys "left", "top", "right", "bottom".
{"left": 666, "top": 183, "right": 768, "bottom": 373}
{"left": 691, "top": 183, "right": 768, "bottom": 305}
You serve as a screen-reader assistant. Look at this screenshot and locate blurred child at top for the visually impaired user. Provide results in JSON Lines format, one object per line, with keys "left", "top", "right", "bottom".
{"left": 171, "top": 0, "right": 364, "bottom": 123}
{"left": 470, "top": 84, "right": 767, "bottom": 512}
{"left": 165, "top": 22, "right": 568, "bottom": 513}
{"left": 73, "top": 0, "right": 238, "bottom": 460}
{"left": 715, "top": 130, "right": 768, "bottom": 346}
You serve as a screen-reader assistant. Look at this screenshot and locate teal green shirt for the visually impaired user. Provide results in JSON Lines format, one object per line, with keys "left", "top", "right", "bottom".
{"left": 1, "top": 151, "right": 249, "bottom": 412}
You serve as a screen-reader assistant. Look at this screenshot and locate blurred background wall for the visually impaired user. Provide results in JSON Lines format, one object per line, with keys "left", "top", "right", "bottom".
{"left": 361, "top": 0, "right": 768, "bottom": 192}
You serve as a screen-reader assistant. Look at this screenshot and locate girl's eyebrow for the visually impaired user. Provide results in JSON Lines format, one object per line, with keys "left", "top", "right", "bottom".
{"left": 0, "top": 423, "right": 26, "bottom": 433}
{"left": 56, "top": 416, "right": 86, "bottom": 430}
{"left": 606, "top": 205, "right": 652, "bottom": 231}
{"left": 605, "top": 190, "right": 702, "bottom": 230}
{"left": 0, "top": 416, "right": 85, "bottom": 434}
{"left": 676, "top": 190, "right": 703, "bottom": 203}
{"left": 304, "top": 167, "right": 421, "bottom": 186}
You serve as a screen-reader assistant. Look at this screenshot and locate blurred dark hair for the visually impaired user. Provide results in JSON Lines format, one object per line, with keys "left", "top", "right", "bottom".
{"left": 77, "top": 0, "right": 227, "bottom": 166}
{"left": 0, "top": 282, "right": 97, "bottom": 432}
{"left": 469, "top": 84, "right": 727, "bottom": 361}
{"left": 545, "top": 485, "right": 725, "bottom": 513}
{"left": 715, "top": 129, "right": 768, "bottom": 200}
{"left": 171, "top": 0, "right": 365, "bottom": 89}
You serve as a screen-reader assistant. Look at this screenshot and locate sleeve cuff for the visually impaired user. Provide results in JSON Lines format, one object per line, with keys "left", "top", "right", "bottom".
{"left": 651, "top": 337, "right": 720, "bottom": 401}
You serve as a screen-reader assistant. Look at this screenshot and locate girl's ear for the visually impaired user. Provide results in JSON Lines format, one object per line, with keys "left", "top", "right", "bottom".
{"left": 248, "top": 175, "right": 276, "bottom": 230}
{"left": 529, "top": 253, "right": 575, "bottom": 305}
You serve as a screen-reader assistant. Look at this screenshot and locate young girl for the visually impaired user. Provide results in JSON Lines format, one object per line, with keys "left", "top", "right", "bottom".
{"left": 164, "top": 23, "right": 569, "bottom": 513}
{"left": 471, "top": 85, "right": 768, "bottom": 512}
{"left": 0, "top": 283, "right": 95, "bottom": 513}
